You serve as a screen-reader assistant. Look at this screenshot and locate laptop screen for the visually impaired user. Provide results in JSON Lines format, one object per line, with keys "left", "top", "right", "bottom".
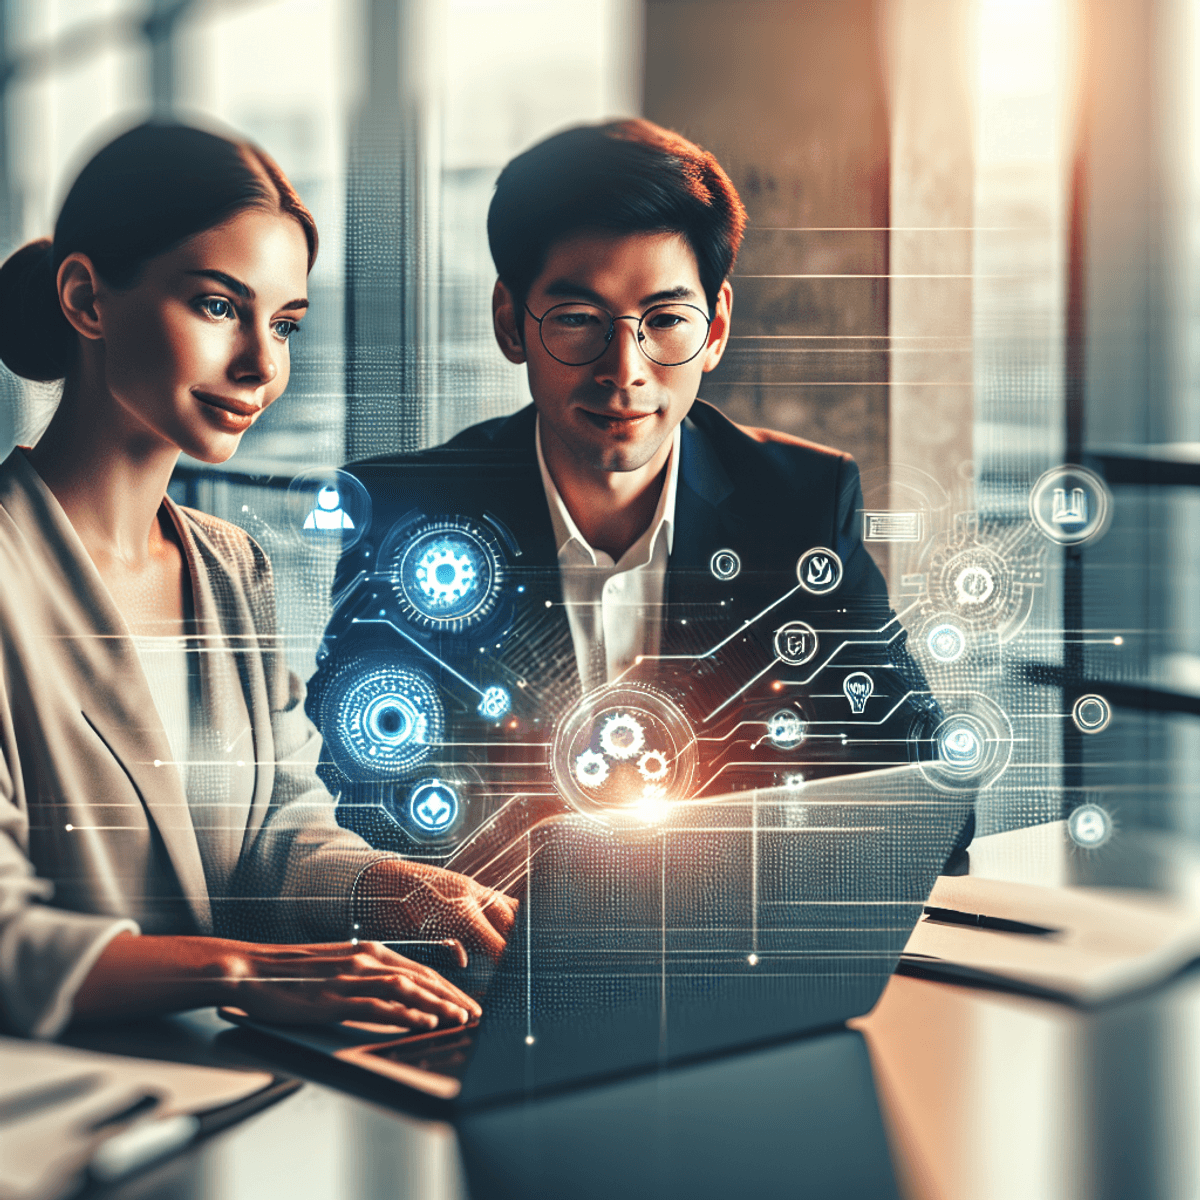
{"left": 457, "top": 763, "right": 971, "bottom": 1105}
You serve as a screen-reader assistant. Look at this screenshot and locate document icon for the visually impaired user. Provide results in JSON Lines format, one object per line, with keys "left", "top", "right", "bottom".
{"left": 863, "top": 511, "right": 922, "bottom": 542}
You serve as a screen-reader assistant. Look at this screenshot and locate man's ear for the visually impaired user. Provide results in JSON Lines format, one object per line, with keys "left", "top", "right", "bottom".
{"left": 57, "top": 253, "right": 105, "bottom": 342}
{"left": 700, "top": 279, "right": 734, "bottom": 374}
{"left": 492, "top": 279, "right": 527, "bottom": 364}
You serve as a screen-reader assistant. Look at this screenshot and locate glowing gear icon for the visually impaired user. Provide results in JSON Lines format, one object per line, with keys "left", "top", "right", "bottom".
{"left": 415, "top": 542, "right": 478, "bottom": 606}
{"left": 955, "top": 565, "right": 995, "bottom": 606}
{"left": 636, "top": 749, "right": 670, "bottom": 781}
{"left": 599, "top": 713, "right": 645, "bottom": 760}
{"left": 477, "top": 685, "right": 511, "bottom": 721}
{"left": 575, "top": 749, "right": 610, "bottom": 788}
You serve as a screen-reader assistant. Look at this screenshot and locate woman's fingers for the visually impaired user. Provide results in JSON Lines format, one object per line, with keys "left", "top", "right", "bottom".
{"left": 359, "top": 943, "right": 479, "bottom": 1011}
{"left": 336, "top": 971, "right": 472, "bottom": 1023}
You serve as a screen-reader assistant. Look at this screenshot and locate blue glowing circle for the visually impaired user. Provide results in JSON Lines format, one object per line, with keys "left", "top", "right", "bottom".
{"left": 407, "top": 778, "right": 461, "bottom": 835}
{"left": 927, "top": 622, "right": 967, "bottom": 663}
{"left": 767, "top": 709, "right": 806, "bottom": 750}
{"left": 321, "top": 662, "right": 443, "bottom": 779}
{"left": 477, "top": 685, "right": 511, "bottom": 720}
{"left": 388, "top": 519, "right": 505, "bottom": 632}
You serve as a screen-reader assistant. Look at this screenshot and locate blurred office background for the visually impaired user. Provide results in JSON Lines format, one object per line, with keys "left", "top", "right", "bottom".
{"left": 0, "top": 0, "right": 1194, "bottom": 852}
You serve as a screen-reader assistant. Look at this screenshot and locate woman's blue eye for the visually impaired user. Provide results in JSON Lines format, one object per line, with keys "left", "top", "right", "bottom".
{"left": 273, "top": 319, "right": 300, "bottom": 341}
{"left": 200, "top": 296, "right": 234, "bottom": 320}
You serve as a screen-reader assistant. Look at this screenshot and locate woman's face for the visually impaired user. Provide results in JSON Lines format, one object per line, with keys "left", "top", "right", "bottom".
{"left": 91, "top": 208, "right": 309, "bottom": 464}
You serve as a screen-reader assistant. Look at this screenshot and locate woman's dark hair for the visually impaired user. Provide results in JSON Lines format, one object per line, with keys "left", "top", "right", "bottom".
{"left": 0, "top": 121, "right": 318, "bottom": 382}
{"left": 487, "top": 119, "right": 747, "bottom": 316}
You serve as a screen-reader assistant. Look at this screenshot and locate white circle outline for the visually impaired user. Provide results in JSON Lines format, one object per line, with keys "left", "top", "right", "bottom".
{"left": 796, "top": 547, "right": 844, "bottom": 595}
{"left": 709, "top": 549, "right": 742, "bottom": 581}
{"left": 1072, "top": 693, "right": 1112, "bottom": 734}
{"left": 774, "top": 620, "right": 819, "bottom": 666}
{"left": 1029, "top": 464, "right": 1112, "bottom": 545}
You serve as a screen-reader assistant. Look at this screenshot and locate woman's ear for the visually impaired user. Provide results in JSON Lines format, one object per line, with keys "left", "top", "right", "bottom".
{"left": 492, "top": 279, "right": 527, "bottom": 364}
{"left": 700, "top": 279, "right": 734, "bottom": 373}
{"left": 56, "top": 254, "right": 105, "bottom": 342}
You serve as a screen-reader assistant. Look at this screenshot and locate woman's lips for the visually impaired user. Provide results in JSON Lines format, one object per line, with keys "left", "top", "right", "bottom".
{"left": 195, "top": 391, "right": 259, "bottom": 432}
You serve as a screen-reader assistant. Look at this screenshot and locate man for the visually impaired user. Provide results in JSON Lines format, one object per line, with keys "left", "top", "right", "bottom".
{"left": 309, "top": 120, "right": 959, "bottom": 952}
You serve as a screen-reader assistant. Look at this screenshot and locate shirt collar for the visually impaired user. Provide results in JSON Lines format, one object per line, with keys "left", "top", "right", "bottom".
{"left": 535, "top": 416, "right": 680, "bottom": 567}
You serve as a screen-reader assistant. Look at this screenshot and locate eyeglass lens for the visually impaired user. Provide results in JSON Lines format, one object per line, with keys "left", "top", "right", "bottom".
{"left": 538, "top": 302, "right": 709, "bottom": 366}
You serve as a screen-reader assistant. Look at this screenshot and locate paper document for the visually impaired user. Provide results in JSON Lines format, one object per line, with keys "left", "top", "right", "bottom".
{"left": 0, "top": 1036, "right": 274, "bottom": 1200}
{"left": 901, "top": 875, "right": 1200, "bottom": 1005}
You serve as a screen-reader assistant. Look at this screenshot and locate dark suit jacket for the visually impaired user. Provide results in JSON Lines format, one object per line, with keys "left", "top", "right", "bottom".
{"left": 308, "top": 401, "right": 955, "bottom": 870}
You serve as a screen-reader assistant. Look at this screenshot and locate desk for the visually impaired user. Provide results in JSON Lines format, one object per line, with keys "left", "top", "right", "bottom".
{"left": 59, "top": 959, "right": 1200, "bottom": 1200}
{"left": 50, "top": 825, "right": 1200, "bottom": 1199}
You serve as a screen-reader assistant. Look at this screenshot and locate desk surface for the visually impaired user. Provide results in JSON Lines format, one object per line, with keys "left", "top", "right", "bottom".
{"left": 57, "top": 959, "right": 1200, "bottom": 1200}
{"left": 53, "top": 824, "right": 1200, "bottom": 1199}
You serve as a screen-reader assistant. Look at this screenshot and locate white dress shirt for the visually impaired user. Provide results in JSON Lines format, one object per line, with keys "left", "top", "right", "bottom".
{"left": 536, "top": 418, "right": 681, "bottom": 694}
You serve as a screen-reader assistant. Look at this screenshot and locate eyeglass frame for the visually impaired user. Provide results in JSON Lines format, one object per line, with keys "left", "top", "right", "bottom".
{"left": 522, "top": 300, "right": 714, "bottom": 367}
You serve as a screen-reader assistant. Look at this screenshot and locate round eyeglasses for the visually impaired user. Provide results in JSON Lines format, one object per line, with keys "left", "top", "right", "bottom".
{"left": 524, "top": 301, "right": 712, "bottom": 367}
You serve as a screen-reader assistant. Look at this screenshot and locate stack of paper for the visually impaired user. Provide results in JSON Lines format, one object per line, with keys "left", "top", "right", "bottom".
{"left": 901, "top": 875, "right": 1200, "bottom": 1005}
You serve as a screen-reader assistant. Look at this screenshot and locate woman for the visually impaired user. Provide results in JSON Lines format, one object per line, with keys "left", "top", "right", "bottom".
{"left": 0, "top": 122, "right": 515, "bottom": 1038}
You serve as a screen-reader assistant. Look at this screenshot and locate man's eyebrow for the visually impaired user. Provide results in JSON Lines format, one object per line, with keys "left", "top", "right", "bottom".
{"left": 185, "top": 269, "right": 308, "bottom": 311}
{"left": 539, "top": 280, "right": 700, "bottom": 307}
{"left": 639, "top": 285, "right": 699, "bottom": 306}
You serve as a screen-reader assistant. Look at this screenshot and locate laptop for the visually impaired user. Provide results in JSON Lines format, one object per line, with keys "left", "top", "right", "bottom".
{"left": 224, "top": 762, "right": 971, "bottom": 1109}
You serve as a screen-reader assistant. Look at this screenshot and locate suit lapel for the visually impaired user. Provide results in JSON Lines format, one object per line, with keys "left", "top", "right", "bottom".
{"left": 163, "top": 500, "right": 261, "bottom": 895}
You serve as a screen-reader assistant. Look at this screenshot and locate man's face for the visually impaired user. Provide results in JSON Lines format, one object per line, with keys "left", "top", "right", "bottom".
{"left": 494, "top": 230, "right": 732, "bottom": 476}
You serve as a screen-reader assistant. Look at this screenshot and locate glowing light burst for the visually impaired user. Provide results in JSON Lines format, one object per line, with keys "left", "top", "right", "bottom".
{"left": 915, "top": 695, "right": 1014, "bottom": 793}
{"left": 552, "top": 683, "right": 698, "bottom": 829}
{"left": 766, "top": 710, "right": 806, "bottom": 750}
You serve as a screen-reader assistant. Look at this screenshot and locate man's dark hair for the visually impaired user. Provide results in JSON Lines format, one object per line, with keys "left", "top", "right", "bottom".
{"left": 487, "top": 119, "right": 747, "bottom": 316}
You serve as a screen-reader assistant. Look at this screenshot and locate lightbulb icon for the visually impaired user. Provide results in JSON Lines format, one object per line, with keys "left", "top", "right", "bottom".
{"left": 843, "top": 672, "right": 874, "bottom": 715}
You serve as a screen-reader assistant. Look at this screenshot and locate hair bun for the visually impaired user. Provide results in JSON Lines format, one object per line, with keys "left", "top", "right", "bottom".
{"left": 0, "top": 239, "right": 75, "bottom": 381}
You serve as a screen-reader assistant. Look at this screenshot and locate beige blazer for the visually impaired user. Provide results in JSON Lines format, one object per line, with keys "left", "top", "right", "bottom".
{"left": 0, "top": 450, "right": 388, "bottom": 1037}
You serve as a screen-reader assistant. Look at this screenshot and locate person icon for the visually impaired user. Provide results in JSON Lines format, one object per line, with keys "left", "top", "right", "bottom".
{"left": 303, "top": 484, "right": 355, "bottom": 531}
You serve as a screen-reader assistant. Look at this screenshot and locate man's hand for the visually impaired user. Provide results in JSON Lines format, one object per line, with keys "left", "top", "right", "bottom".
{"left": 355, "top": 858, "right": 519, "bottom": 965}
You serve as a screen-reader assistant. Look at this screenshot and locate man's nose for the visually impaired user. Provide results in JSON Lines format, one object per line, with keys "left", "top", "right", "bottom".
{"left": 593, "top": 317, "right": 647, "bottom": 390}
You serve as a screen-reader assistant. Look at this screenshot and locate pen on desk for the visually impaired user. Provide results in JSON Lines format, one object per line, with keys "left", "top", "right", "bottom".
{"left": 87, "top": 1112, "right": 201, "bottom": 1184}
{"left": 922, "top": 906, "right": 1060, "bottom": 937}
